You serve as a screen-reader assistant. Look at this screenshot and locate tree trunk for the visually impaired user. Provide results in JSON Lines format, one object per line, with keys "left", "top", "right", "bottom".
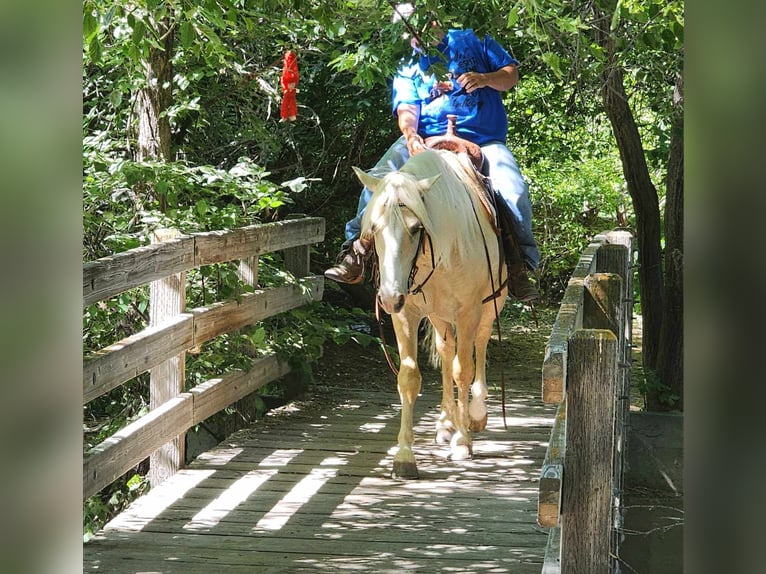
{"left": 652, "top": 71, "right": 684, "bottom": 411}
{"left": 135, "top": 17, "right": 173, "bottom": 212}
{"left": 593, "top": 10, "right": 665, "bottom": 388}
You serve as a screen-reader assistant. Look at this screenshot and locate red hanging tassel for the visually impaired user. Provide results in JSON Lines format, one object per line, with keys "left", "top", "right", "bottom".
{"left": 280, "top": 50, "right": 299, "bottom": 122}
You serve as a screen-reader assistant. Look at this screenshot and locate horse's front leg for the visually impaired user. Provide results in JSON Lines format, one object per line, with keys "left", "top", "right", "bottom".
{"left": 469, "top": 305, "right": 497, "bottom": 432}
{"left": 391, "top": 311, "right": 422, "bottom": 479}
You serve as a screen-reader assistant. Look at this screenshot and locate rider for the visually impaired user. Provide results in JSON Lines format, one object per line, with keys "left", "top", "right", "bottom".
{"left": 325, "top": 20, "right": 540, "bottom": 302}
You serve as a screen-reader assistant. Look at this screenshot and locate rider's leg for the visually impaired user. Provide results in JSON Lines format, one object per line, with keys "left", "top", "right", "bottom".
{"left": 325, "top": 136, "right": 410, "bottom": 284}
{"left": 480, "top": 142, "right": 540, "bottom": 302}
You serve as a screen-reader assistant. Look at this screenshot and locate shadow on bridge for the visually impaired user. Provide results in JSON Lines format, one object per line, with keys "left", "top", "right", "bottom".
{"left": 84, "top": 375, "right": 555, "bottom": 573}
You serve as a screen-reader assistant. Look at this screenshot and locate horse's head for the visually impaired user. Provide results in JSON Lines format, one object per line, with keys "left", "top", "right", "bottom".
{"left": 354, "top": 166, "right": 440, "bottom": 315}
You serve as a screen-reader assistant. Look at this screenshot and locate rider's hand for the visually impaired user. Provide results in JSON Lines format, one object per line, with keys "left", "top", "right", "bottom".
{"left": 406, "top": 133, "right": 426, "bottom": 156}
{"left": 456, "top": 71, "right": 487, "bottom": 94}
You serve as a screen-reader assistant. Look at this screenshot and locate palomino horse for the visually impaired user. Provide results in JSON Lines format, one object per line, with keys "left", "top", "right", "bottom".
{"left": 354, "top": 148, "right": 508, "bottom": 479}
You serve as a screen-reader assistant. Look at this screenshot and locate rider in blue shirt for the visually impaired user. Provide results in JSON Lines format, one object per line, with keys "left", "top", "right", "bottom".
{"left": 325, "top": 24, "right": 540, "bottom": 302}
{"left": 393, "top": 29, "right": 514, "bottom": 145}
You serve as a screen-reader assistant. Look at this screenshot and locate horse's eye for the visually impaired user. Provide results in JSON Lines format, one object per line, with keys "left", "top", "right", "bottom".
{"left": 407, "top": 223, "right": 423, "bottom": 236}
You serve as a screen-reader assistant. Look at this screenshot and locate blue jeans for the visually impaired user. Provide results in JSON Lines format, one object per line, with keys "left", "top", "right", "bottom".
{"left": 344, "top": 135, "right": 540, "bottom": 270}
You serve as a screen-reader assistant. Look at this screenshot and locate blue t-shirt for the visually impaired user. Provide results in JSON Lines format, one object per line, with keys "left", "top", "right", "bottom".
{"left": 392, "top": 29, "right": 518, "bottom": 145}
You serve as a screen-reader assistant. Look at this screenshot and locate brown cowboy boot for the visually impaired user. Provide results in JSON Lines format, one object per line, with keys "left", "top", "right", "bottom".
{"left": 507, "top": 262, "right": 540, "bottom": 303}
{"left": 324, "top": 237, "right": 372, "bottom": 284}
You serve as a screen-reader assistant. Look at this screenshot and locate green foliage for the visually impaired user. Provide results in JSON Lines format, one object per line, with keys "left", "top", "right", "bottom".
{"left": 527, "top": 153, "right": 630, "bottom": 299}
{"left": 638, "top": 368, "right": 681, "bottom": 408}
{"left": 84, "top": 471, "right": 149, "bottom": 543}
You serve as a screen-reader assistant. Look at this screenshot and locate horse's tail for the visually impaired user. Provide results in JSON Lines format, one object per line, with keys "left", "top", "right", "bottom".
{"left": 420, "top": 320, "right": 441, "bottom": 369}
{"left": 420, "top": 319, "right": 459, "bottom": 370}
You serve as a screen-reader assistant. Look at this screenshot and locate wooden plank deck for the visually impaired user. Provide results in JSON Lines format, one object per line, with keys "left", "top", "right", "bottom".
{"left": 84, "top": 382, "right": 555, "bottom": 573}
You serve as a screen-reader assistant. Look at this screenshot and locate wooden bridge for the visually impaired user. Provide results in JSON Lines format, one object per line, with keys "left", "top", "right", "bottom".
{"left": 83, "top": 219, "right": 634, "bottom": 573}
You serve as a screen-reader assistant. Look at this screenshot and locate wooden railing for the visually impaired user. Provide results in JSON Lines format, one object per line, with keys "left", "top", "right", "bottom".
{"left": 537, "top": 229, "right": 634, "bottom": 573}
{"left": 83, "top": 217, "right": 325, "bottom": 500}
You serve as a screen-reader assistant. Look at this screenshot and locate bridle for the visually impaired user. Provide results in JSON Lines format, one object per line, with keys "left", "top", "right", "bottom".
{"left": 406, "top": 227, "right": 437, "bottom": 297}
{"left": 373, "top": 204, "right": 438, "bottom": 376}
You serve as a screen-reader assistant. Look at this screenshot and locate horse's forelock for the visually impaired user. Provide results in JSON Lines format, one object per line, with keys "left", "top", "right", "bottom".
{"left": 362, "top": 172, "right": 432, "bottom": 237}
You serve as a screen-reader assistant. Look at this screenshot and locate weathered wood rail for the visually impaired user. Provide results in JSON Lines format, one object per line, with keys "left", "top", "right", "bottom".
{"left": 537, "top": 229, "right": 635, "bottom": 573}
{"left": 83, "top": 217, "right": 326, "bottom": 500}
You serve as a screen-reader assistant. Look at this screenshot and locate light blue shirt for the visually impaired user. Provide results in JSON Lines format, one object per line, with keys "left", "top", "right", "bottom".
{"left": 392, "top": 29, "right": 518, "bottom": 145}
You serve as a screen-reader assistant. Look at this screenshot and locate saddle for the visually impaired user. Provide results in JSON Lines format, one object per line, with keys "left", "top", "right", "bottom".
{"left": 424, "top": 114, "right": 484, "bottom": 172}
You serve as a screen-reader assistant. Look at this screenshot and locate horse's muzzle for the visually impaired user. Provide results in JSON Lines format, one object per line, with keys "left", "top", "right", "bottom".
{"left": 378, "top": 292, "right": 406, "bottom": 315}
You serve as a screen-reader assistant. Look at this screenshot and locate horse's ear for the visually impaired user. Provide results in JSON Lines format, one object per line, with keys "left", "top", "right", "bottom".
{"left": 418, "top": 174, "right": 441, "bottom": 191}
{"left": 352, "top": 166, "right": 382, "bottom": 192}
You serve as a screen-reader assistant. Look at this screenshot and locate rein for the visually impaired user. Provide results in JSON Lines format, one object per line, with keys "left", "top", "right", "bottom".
{"left": 375, "top": 296, "right": 401, "bottom": 376}
{"left": 465, "top": 183, "right": 510, "bottom": 431}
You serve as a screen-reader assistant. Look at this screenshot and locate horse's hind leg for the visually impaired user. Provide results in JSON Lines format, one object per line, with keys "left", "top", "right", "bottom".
{"left": 450, "top": 320, "right": 480, "bottom": 461}
{"left": 391, "top": 313, "right": 421, "bottom": 479}
{"left": 429, "top": 318, "right": 457, "bottom": 445}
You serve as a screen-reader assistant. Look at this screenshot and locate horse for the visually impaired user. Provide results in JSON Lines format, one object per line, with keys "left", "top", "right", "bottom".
{"left": 354, "top": 148, "right": 508, "bottom": 479}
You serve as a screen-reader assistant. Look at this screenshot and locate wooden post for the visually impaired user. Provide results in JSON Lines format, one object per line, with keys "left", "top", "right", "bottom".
{"left": 597, "top": 233, "right": 633, "bottom": 394}
{"left": 149, "top": 228, "right": 186, "bottom": 487}
{"left": 538, "top": 399, "right": 567, "bottom": 528}
{"left": 595, "top": 237, "right": 633, "bottom": 562}
{"left": 283, "top": 245, "right": 310, "bottom": 278}
{"left": 595, "top": 241, "right": 631, "bottom": 375}
{"left": 560, "top": 329, "right": 617, "bottom": 574}
{"left": 583, "top": 271, "right": 625, "bottom": 569}
{"left": 583, "top": 273, "right": 622, "bottom": 335}
{"left": 238, "top": 256, "right": 259, "bottom": 288}
{"left": 283, "top": 214, "right": 310, "bottom": 278}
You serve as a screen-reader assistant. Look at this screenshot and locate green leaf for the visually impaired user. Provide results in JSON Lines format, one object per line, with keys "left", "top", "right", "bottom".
{"left": 83, "top": 10, "right": 99, "bottom": 42}
{"left": 541, "top": 52, "right": 562, "bottom": 79}
{"left": 132, "top": 18, "right": 147, "bottom": 49}
{"left": 180, "top": 21, "right": 196, "bottom": 48}
{"left": 108, "top": 89, "right": 123, "bottom": 109}
{"left": 610, "top": 0, "right": 623, "bottom": 31}
{"left": 126, "top": 474, "right": 143, "bottom": 491}
{"left": 249, "top": 327, "right": 267, "bottom": 347}
{"left": 87, "top": 37, "right": 103, "bottom": 63}
{"left": 506, "top": 7, "right": 519, "bottom": 28}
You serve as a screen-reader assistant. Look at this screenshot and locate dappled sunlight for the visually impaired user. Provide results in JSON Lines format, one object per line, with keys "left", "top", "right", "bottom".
{"left": 257, "top": 448, "right": 303, "bottom": 467}
{"left": 101, "top": 469, "right": 216, "bottom": 532}
{"left": 193, "top": 447, "right": 243, "bottom": 466}
{"left": 254, "top": 464, "right": 342, "bottom": 531}
{"left": 87, "top": 382, "right": 553, "bottom": 572}
{"left": 183, "top": 469, "right": 276, "bottom": 531}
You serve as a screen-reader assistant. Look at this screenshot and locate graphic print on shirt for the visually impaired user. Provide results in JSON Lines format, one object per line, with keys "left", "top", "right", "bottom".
{"left": 421, "top": 53, "right": 480, "bottom": 116}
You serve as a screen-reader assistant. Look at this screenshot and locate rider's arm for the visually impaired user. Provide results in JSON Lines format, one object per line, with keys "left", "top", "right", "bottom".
{"left": 456, "top": 64, "right": 518, "bottom": 94}
{"left": 397, "top": 103, "right": 426, "bottom": 155}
